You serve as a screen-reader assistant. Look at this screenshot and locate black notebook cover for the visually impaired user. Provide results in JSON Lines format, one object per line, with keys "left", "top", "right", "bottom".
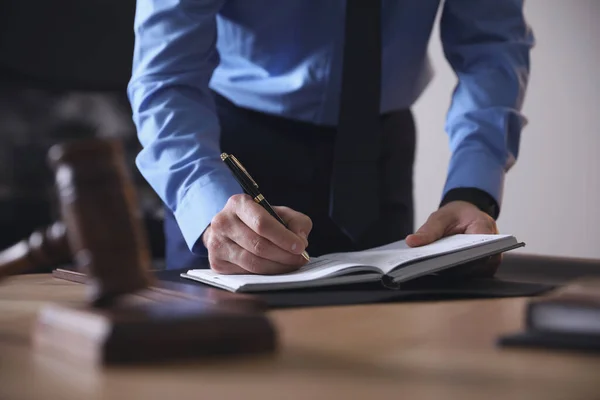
{"left": 155, "top": 268, "right": 554, "bottom": 309}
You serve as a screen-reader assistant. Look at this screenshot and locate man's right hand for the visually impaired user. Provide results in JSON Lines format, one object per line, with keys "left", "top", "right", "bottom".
{"left": 201, "top": 194, "right": 312, "bottom": 275}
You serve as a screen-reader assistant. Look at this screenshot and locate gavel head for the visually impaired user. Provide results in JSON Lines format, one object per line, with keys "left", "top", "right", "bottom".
{"left": 47, "top": 138, "right": 154, "bottom": 306}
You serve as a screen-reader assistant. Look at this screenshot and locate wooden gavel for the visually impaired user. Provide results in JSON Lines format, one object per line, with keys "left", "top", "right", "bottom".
{"left": 0, "top": 138, "right": 153, "bottom": 305}
{"left": 0, "top": 137, "right": 265, "bottom": 310}
{"left": 0, "top": 137, "right": 276, "bottom": 365}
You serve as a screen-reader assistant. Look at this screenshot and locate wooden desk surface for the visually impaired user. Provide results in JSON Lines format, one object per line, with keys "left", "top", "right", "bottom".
{"left": 1, "top": 275, "right": 599, "bottom": 400}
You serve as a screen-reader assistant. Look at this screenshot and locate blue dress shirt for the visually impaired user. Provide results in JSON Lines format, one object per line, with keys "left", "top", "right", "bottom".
{"left": 127, "top": 0, "right": 534, "bottom": 254}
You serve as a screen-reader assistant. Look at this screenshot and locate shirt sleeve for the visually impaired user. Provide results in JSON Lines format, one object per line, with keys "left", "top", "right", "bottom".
{"left": 439, "top": 0, "right": 535, "bottom": 213}
{"left": 127, "top": 0, "right": 242, "bottom": 255}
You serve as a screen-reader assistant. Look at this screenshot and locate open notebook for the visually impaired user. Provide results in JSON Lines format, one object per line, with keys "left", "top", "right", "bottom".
{"left": 181, "top": 234, "right": 525, "bottom": 293}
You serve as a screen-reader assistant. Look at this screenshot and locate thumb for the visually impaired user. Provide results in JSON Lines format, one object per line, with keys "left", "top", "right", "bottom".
{"left": 406, "top": 211, "right": 453, "bottom": 247}
{"left": 273, "top": 206, "right": 312, "bottom": 247}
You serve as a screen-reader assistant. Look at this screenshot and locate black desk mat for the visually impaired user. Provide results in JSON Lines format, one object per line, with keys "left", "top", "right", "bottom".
{"left": 154, "top": 268, "right": 554, "bottom": 309}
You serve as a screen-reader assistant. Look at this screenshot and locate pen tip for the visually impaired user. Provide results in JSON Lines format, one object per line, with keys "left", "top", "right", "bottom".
{"left": 220, "top": 153, "right": 228, "bottom": 161}
{"left": 302, "top": 251, "right": 310, "bottom": 262}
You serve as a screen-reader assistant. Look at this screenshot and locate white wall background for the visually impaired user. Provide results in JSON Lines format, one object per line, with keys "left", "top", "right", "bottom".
{"left": 412, "top": 0, "right": 600, "bottom": 259}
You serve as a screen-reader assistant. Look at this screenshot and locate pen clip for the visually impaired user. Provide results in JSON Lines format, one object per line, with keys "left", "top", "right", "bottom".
{"left": 221, "top": 153, "right": 259, "bottom": 189}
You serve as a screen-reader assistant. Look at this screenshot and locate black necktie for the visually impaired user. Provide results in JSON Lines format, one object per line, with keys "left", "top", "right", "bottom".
{"left": 330, "top": 0, "right": 382, "bottom": 242}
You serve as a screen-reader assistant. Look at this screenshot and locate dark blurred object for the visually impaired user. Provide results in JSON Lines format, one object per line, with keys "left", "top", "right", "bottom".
{"left": 0, "top": 0, "right": 165, "bottom": 259}
{"left": 498, "top": 276, "right": 600, "bottom": 354}
{"left": 497, "top": 253, "right": 600, "bottom": 285}
{"left": 524, "top": 277, "right": 600, "bottom": 335}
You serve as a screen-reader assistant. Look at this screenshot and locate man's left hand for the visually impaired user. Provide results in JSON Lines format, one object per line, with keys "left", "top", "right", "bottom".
{"left": 405, "top": 200, "right": 501, "bottom": 278}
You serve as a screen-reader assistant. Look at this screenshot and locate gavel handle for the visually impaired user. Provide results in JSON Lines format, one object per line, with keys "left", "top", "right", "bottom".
{"left": 0, "top": 222, "right": 71, "bottom": 282}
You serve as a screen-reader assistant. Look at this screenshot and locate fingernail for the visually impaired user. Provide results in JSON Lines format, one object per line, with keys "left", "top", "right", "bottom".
{"left": 292, "top": 242, "right": 305, "bottom": 254}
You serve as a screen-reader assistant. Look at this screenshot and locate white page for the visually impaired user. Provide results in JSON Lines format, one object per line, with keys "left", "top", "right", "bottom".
{"left": 185, "top": 256, "right": 381, "bottom": 291}
{"left": 320, "top": 234, "right": 513, "bottom": 275}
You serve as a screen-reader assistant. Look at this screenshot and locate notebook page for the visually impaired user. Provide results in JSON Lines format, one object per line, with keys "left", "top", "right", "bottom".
{"left": 185, "top": 256, "right": 381, "bottom": 291}
{"left": 328, "top": 234, "right": 513, "bottom": 275}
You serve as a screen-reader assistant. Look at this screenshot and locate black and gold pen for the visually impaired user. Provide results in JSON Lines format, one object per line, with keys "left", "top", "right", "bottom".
{"left": 220, "top": 153, "right": 310, "bottom": 261}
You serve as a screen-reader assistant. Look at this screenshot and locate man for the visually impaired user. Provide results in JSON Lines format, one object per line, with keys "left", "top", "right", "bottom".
{"left": 128, "top": 1, "right": 534, "bottom": 274}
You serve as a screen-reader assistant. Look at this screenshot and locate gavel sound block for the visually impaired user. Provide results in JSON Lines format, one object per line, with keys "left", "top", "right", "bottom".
{"left": 23, "top": 138, "right": 276, "bottom": 365}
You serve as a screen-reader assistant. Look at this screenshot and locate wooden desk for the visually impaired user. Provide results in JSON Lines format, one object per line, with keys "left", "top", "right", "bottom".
{"left": 1, "top": 274, "right": 599, "bottom": 400}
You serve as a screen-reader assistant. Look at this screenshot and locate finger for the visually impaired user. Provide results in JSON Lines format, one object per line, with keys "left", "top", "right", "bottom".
{"left": 405, "top": 210, "right": 456, "bottom": 247}
{"left": 224, "top": 237, "right": 301, "bottom": 275}
{"left": 233, "top": 196, "right": 306, "bottom": 255}
{"left": 228, "top": 215, "right": 308, "bottom": 266}
{"left": 273, "top": 206, "right": 312, "bottom": 246}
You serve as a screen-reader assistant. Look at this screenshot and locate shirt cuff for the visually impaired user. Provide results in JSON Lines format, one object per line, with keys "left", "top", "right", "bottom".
{"left": 173, "top": 170, "right": 243, "bottom": 256}
{"left": 442, "top": 149, "right": 505, "bottom": 216}
{"left": 440, "top": 187, "right": 499, "bottom": 219}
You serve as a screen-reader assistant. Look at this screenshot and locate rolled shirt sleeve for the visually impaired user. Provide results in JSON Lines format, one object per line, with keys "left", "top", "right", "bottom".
{"left": 127, "top": 0, "right": 242, "bottom": 254}
{"left": 439, "top": 0, "right": 535, "bottom": 213}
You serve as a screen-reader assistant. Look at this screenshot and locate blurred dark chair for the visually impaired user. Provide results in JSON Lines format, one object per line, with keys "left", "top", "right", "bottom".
{"left": 0, "top": 0, "right": 166, "bottom": 260}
